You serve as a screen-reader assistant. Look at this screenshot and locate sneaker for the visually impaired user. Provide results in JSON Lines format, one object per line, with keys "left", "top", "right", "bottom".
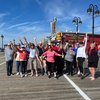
{"left": 77, "top": 71, "right": 80, "bottom": 75}
{"left": 16, "top": 72, "right": 19, "bottom": 76}
{"left": 67, "top": 73, "right": 70, "bottom": 75}
{"left": 35, "top": 74, "right": 38, "bottom": 77}
{"left": 30, "top": 74, "right": 33, "bottom": 77}
{"left": 90, "top": 77, "right": 95, "bottom": 81}
{"left": 25, "top": 74, "right": 28, "bottom": 77}
{"left": 80, "top": 75, "right": 85, "bottom": 79}
{"left": 20, "top": 73, "right": 24, "bottom": 78}
{"left": 48, "top": 75, "right": 51, "bottom": 78}
{"left": 54, "top": 73, "right": 57, "bottom": 78}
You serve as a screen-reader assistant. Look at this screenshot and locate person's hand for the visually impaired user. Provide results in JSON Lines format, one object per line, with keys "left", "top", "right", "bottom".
{"left": 62, "top": 54, "right": 64, "bottom": 58}
{"left": 24, "top": 37, "right": 27, "bottom": 40}
{"left": 18, "top": 37, "right": 21, "bottom": 41}
{"left": 86, "top": 32, "right": 88, "bottom": 37}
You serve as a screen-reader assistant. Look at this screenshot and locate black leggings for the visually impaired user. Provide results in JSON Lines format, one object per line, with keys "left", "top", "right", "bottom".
{"left": 20, "top": 61, "right": 27, "bottom": 74}
{"left": 65, "top": 60, "right": 73, "bottom": 74}
{"left": 46, "top": 61, "right": 56, "bottom": 73}
{"left": 77, "top": 57, "right": 85, "bottom": 74}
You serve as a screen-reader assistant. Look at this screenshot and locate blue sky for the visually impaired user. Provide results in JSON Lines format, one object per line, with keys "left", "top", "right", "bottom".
{"left": 0, "top": 0, "right": 100, "bottom": 45}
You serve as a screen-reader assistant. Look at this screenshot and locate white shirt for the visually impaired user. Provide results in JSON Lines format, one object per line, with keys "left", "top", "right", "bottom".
{"left": 29, "top": 49, "right": 37, "bottom": 58}
{"left": 76, "top": 38, "right": 87, "bottom": 58}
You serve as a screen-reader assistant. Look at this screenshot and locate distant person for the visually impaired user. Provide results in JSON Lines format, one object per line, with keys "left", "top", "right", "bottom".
{"left": 5, "top": 43, "right": 14, "bottom": 76}
{"left": 87, "top": 43, "right": 99, "bottom": 80}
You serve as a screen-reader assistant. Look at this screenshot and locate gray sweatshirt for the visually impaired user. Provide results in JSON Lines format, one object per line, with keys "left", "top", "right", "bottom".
{"left": 65, "top": 50, "right": 75, "bottom": 62}
{"left": 5, "top": 47, "right": 14, "bottom": 61}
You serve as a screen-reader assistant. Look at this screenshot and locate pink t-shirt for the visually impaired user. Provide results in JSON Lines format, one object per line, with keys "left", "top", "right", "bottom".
{"left": 43, "top": 50, "right": 59, "bottom": 63}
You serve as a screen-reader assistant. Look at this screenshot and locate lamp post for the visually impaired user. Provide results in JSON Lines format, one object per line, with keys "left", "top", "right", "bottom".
{"left": 72, "top": 17, "right": 82, "bottom": 42}
{"left": 87, "top": 4, "right": 100, "bottom": 43}
{"left": 1, "top": 34, "right": 4, "bottom": 51}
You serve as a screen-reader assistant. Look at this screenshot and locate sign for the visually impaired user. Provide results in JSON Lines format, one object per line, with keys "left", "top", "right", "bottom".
{"left": 56, "top": 32, "right": 62, "bottom": 40}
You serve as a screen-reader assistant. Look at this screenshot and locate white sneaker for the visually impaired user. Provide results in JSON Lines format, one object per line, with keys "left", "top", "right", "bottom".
{"left": 54, "top": 73, "right": 57, "bottom": 78}
{"left": 30, "top": 74, "right": 33, "bottom": 76}
{"left": 35, "top": 74, "right": 38, "bottom": 77}
{"left": 77, "top": 71, "right": 80, "bottom": 75}
{"left": 25, "top": 74, "right": 28, "bottom": 77}
{"left": 20, "top": 73, "right": 24, "bottom": 78}
{"left": 16, "top": 72, "right": 19, "bottom": 76}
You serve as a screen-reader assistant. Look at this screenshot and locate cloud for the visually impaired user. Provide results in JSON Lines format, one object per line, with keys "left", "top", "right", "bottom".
{"left": 7, "top": 22, "right": 29, "bottom": 29}
{"left": 35, "top": 0, "right": 42, "bottom": 5}
{"left": 0, "top": 12, "right": 9, "bottom": 19}
{"left": 0, "top": 23, "right": 5, "bottom": 28}
{"left": 44, "top": 1, "right": 68, "bottom": 18}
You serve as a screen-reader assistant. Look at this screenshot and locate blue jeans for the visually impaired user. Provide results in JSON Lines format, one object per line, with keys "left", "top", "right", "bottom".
{"left": 16, "top": 61, "right": 20, "bottom": 72}
{"left": 6, "top": 60, "right": 13, "bottom": 76}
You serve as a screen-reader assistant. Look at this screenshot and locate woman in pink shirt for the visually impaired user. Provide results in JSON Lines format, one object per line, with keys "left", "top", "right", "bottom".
{"left": 42, "top": 45, "right": 62, "bottom": 78}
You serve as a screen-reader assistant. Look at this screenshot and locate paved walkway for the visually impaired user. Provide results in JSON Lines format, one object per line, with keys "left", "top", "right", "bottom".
{"left": 0, "top": 52, "right": 100, "bottom": 100}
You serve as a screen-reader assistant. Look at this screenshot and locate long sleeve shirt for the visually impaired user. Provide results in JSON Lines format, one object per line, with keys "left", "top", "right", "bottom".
{"left": 5, "top": 47, "right": 14, "bottom": 61}
{"left": 76, "top": 38, "right": 87, "bottom": 58}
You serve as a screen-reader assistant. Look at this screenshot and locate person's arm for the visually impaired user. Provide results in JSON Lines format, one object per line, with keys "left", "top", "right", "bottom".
{"left": 54, "top": 51, "right": 64, "bottom": 58}
{"left": 18, "top": 37, "right": 24, "bottom": 45}
{"left": 64, "top": 42, "right": 69, "bottom": 51}
{"left": 24, "top": 37, "right": 29, "bottom": 47}
{"left": 83, "top": 33, "right": 88, "bottom": 49}
{"left": 34, "top": 37, "right": 38, "bottom": 46}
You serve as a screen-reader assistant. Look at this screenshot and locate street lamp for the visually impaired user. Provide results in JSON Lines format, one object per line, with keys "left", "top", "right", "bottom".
{"left": 87, "top": 4, "right": 100, "bottom": 43}
{"left": 1, "top": 34, "right": 4, "bottom": 51}
{"left": 72, "top": 17, "right": 82, "bottom": 42}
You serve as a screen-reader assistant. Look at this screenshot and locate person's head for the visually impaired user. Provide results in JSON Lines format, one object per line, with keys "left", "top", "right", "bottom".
{"left": 16, "top": 43, "right": 20, "bottom": 48}
{"left": 90, "top": 43, "right": 95, "bottom": 49}
{"left": 30, "top": 43, "right": 35, "bottom": 49}
{"left": 75, "top": 43, "right": 79, "bottom": 47}
{"left": 48, "top": 45, "right": 52, "bottom": 51}
{"left": 7, "top": 43, "right": 12, "bottom": 48}
{"left": 79, "top": 42, "right": 84, "bottom": 47}
{"left": 56, "top": 43, "right": 60, "bottom": 47}
{"left": 20, "top": 45, "right": 25, "bottom": 50}
{"left": 68, "top": 45, "right": 73, "bottom": 50}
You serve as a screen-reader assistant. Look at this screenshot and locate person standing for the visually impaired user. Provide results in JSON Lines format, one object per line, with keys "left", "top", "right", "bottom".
{"left": 29, "top": 43, "right": 41, "bottom": 77}
{"left": 76, "top": 33, "right": 87, "bottom": 79}
{"left": 73, "top": 43, "right": 79, "bottom": 74}
{"left": 87, "top": 43, "right": 99, "bottom": 80}
{"left": 42, "top": 45, "right": 63, "bottom": 78}
{"left": 14, "top": 44, "right": 21, "bottom": 75}
{"left": 16, "top": 45, "right": 28, "bottom": 77}
{"left": 5, "top": 43, "right": 14, "bottom": 76}
{"left": 65, "top": 46, "right": 75, "bottom": 76}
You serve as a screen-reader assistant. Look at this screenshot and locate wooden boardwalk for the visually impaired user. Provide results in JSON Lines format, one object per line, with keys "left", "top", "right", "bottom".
{"left": 0, "top": 52, "right": 100, "bottom": 100}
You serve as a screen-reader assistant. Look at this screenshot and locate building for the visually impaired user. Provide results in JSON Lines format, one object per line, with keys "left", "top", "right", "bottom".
{"left": 55, "top": 32, "right": 100, "bottom": 48}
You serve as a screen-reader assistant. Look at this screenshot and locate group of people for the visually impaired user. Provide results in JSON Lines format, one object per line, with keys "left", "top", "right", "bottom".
{"left": 4, "top": 33, "right": 100, "bottom": 80}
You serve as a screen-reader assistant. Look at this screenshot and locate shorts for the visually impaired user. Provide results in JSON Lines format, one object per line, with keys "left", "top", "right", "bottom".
{"left": 88, "top": 62, "right": 98, "bottom": 68}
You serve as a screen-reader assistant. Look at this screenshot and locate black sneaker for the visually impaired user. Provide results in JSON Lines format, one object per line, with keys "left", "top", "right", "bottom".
{"left": 80, "top": 75, "right": 85, "bottom": 79}
{"left": 48, "top": 75, "right": 51, "bottom": 78}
